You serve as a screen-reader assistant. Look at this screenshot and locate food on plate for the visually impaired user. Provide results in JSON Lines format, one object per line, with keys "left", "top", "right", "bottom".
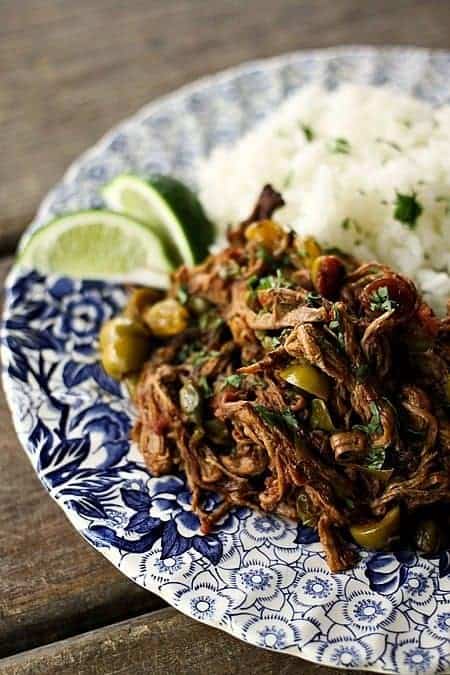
{"left": 99, "top": 184, "right": 450, "bottom": 572}
{"left": 198, "top": 84, "right": 450, "bottom": 316}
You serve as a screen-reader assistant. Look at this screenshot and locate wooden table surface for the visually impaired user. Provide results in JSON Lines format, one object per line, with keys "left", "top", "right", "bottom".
{"left": 1, "top": 1, "right": 449, "bottom": 673}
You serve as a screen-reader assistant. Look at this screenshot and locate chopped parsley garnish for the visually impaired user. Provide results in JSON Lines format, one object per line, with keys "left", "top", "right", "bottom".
{"left": 257, "top": 269, "right": 292, "bottom": 290}
{"left": 261, "top": 335, "right": 281, "bottom": 351}
{"left": 394, "top": 191, "right": 423, "bottom": 228}
{"left": 198, "top": 311, "right": 223, "bottom": 331}
{"left": 306, "top": 292, "right": 322, "bottom": 308}
{"left": 222, "top": 374, "right": 243, "bottom": 389}
{"left": 354, "top": 401, "right": 383, "bottom": 436}
{"left": 364, "top": 447, "right": 386, "bottom": 470}
{"left": 341, "top": 218, "right": 350, "bottom": 230}
{"left": 191, "top": 349, "right": 220, "bottom": 367}
{"left": 247, "top": 275, "right": 259, "bottom": 290}
{"left": 300, "top": 124, "right": 315, "bottom": 142}
{"left": 254, "top": 404, "right": 299, "bottom": 433}
{"left": 177, "top": 285, "right": 188, "bottom": 304}
{"left": 369, "top": 286, "right": 399, "bottom": 313}
{"left": 328, "top": 137, "right": 351, "bottom": 154}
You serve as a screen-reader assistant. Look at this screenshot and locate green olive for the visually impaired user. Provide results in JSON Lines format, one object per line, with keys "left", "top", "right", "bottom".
{"left": 413, "top": 518, "right": 444, "bottom": 556}
{"left": 179, "top": 381, "right": 202, "bottom": 425}
{"left": 124, "top": 288, "right": 162, "bottom": 321}
{"left": 280, "top": 361, "right": 330, "bottom": 400}
{"left": 143, "top": 298, "right": 189, "bottom": 337}
{"left": 350, "top": 505, "right": 401, "bottom": 550}
{"left": 99, "top": 316, "right": 151, "bottom": 380}
{"left": 310, "top": 398, "right": 335, "bottom": 431}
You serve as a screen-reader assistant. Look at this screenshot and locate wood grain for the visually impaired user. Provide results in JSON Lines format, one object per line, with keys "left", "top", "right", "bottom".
{"left": 1, "top": 0, "right": 450, "bottom": 253}
{"left": 0, "top": 257, "right": 164, "bottom": 658}
{"left": 0, "top": 607, "right": 367, "bottom": 675}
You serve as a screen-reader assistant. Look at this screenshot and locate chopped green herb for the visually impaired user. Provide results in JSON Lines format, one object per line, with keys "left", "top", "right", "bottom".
{"left": 191, "top": 349, "right": 220, "bottom": 367}
{"left": 341, "top": 218, "right": 350, "bottom": 230}
{"left": 328, "top": 137, "right": 351, "bottom": 154}
{"left": 394, "top": 191, "right": 423, "bottom": 228}
{"left": 177, "top": 286, "right": 188, "bottom": 304}
{"left": 365, "top": 447, "right": 386, "bottom": 470}
{"left": 222, "top": 374, "right": 243, "bottom": 389}
{"left": 354, "top": 401, "right": 383, "bottom": 436}
{"left": 344, "top": 497, "right": 355, "bottom": 510}
{"left": 247, "top": 275, "right": 259, "bottom": 290}
{"left": 300, "top": 123, "right": 315, "bottom": 142}
{"left": 369, "top": 286, "right": 398, "bottom": 313}
{"left": 254, "top": 404, "right": 300, "bottom": 433}
{"left": 261, "top": 334, "right": 281, "bottom": 351}
{"left": 306, "top": 292, "right": 322, "bottom": 308}
{"left": 257, "top": 269, "right": 292, "bottom": 290}
{"left": 198, "top": 310, "right": 223, "bottom": 331}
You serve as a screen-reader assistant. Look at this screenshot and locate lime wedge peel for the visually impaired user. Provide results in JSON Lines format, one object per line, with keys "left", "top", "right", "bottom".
{"left": 102, "top": 174, "right": 215, "bottom": 266}
{"left": 17, "top": 210, "right": 172, "bottom": 286}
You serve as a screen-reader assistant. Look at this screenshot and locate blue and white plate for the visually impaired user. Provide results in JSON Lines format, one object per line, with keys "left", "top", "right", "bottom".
{"left": 2, "top": 47, "right": 450, "bottom": 674}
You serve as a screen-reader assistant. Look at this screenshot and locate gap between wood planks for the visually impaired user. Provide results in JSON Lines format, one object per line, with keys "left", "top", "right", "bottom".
{"left": 0, "top": 606, "right": 364, "bottom": 675}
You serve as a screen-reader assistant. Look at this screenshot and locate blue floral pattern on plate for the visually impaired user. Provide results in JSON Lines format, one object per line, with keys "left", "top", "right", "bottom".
{"left": 2, "top": 48, "right": 450, "bottom": 674}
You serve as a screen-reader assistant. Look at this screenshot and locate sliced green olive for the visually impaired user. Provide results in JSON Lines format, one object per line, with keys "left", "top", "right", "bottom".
{"left": 310, "top": 398, "right": 335, "bottom": 431}
{"left": 99, "top": 316, "right": 151, "bottom": 380}
{"left": 413, "top": 518, "right": 444, "bottom": 556}
{"left": 124, "top": 288, "right": 162, "bottom": 321}
{"left": 280, "top": 362, "right": 330, "bottom": 400}
{"left": 179, "top": 382, "right": 202, "bottom": 425}
{"left": 350, "top": 505, "right": 401, "bottom": 550}
{"left": 143, "top": 298, "right": 189, "bottom": 337}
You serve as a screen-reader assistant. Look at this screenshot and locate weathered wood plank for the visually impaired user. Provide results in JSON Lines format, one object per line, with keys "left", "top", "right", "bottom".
{"left": 0, "top": 607, "right": 367, "bottom": 675}
{"left": 1, "top": 0, "right": 450, "bottom": 253}
{"left": 0, "top": 257, "right": 164, "bottom": 658}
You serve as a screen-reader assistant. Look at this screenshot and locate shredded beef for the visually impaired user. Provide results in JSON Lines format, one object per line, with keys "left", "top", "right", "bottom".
{"left": 126, "top": 185, "right": 450, "bottom": 571}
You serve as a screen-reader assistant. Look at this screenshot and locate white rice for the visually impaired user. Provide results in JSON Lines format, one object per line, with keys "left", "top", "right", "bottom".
{"left": 198, "top": 84, "right": 450, "bottom": 314}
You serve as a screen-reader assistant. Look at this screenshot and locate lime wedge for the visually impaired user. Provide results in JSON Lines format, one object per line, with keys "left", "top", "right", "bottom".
{"left": 102, "top": 174, "right": 214, "bottom": 266}
{"left": 18, "top": 210, "right": 172, "bottom": 286}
